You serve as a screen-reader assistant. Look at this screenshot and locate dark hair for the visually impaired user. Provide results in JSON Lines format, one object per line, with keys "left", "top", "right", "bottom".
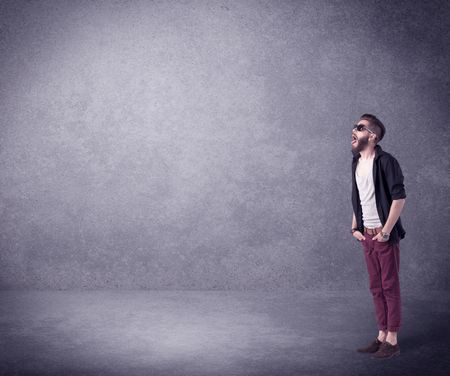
{"left": 360, "top": 113, "right": 386, "bottom": 143}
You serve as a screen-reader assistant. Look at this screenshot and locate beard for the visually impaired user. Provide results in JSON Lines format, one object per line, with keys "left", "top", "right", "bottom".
{"left": 351, "top": 135, "right": 370, "bottom": 156}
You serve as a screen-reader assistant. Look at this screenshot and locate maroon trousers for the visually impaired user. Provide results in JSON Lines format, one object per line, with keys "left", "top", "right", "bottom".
{"left": 361, "top": 230, "right": 401, "bottom": 332}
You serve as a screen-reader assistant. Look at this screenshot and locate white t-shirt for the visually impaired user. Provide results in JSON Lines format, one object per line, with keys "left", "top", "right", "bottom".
{"left": 356, "top": 157, "right": 382, "bottom": 229}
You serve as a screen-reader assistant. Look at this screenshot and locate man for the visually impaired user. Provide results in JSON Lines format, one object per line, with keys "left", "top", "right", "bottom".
{"left": 350, "top": 113, "right": 406, "bottom": 359}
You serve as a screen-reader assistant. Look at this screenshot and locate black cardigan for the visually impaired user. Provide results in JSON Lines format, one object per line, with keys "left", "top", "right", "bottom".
{"left": 352, "top": 144, "right": 407, "bottom": 244}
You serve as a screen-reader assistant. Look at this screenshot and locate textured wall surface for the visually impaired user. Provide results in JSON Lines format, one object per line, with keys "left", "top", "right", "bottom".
{"left": 1, "top": 0, "right": 449, "bottom": 290}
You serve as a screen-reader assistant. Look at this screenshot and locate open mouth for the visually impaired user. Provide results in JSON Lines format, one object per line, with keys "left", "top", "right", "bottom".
{"left": 352, "top": 135, "right": 358, "bottom": 145}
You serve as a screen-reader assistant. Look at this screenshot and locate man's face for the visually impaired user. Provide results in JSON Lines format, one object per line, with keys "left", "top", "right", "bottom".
{"left": 351, "top": 119, "right": 374, "bottom": 153}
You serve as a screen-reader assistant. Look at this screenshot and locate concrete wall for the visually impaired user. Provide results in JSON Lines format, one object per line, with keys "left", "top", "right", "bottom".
{"left": 1, "top": 0, "right": 449, "bottom": 290}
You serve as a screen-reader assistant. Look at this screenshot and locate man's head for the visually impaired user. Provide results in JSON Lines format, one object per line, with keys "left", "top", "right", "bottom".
{"left": 351, "top": 114, "right": 386, "bottom": 153}
{"left": 359, "top": 114, "right": 386, "bottom": 143}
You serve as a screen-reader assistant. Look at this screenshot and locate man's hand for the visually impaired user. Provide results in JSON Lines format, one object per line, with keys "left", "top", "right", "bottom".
{"left": 352, "top": 231, "right": 365, "bottom": 242}
{"left": 372, "top": 232, "right": 389, "bottom": 242}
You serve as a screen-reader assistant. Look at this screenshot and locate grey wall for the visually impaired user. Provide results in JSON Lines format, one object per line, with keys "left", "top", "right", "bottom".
{"left": 1, "top": 0, "right": 449, "bottom": 290}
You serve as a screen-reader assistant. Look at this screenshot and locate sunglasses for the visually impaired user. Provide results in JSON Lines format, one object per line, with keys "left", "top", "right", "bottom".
{"left": 352, "top": 124, "right": 376, "bottom": 135}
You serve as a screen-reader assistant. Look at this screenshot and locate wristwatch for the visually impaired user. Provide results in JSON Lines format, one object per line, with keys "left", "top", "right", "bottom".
{"left": 381, "top": 231, "right": 390, "bottom": 240}
{"left": 351, "top": 227, "right": 358, "bottom": 234}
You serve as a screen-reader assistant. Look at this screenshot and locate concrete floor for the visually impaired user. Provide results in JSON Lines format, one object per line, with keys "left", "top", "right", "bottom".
{"left": 0, "top": 290, "right": 449, "bottom": 376}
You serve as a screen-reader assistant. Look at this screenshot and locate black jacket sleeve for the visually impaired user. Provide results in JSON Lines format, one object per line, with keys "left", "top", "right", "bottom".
{"left": 384, "top": 156, "right": 406, "bottom": 200}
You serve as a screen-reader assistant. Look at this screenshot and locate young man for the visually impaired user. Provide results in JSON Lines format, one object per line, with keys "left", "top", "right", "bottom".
{"left": 350, "top": 114, "right": 407, "bottom": 359}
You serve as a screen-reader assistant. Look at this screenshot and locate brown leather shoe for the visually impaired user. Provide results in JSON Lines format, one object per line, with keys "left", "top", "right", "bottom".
{"left": 356, "top": 338, "right": 383, "bottom": 353}
{"left": 372, "top": 341, "right": 400, "bottom": 359}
